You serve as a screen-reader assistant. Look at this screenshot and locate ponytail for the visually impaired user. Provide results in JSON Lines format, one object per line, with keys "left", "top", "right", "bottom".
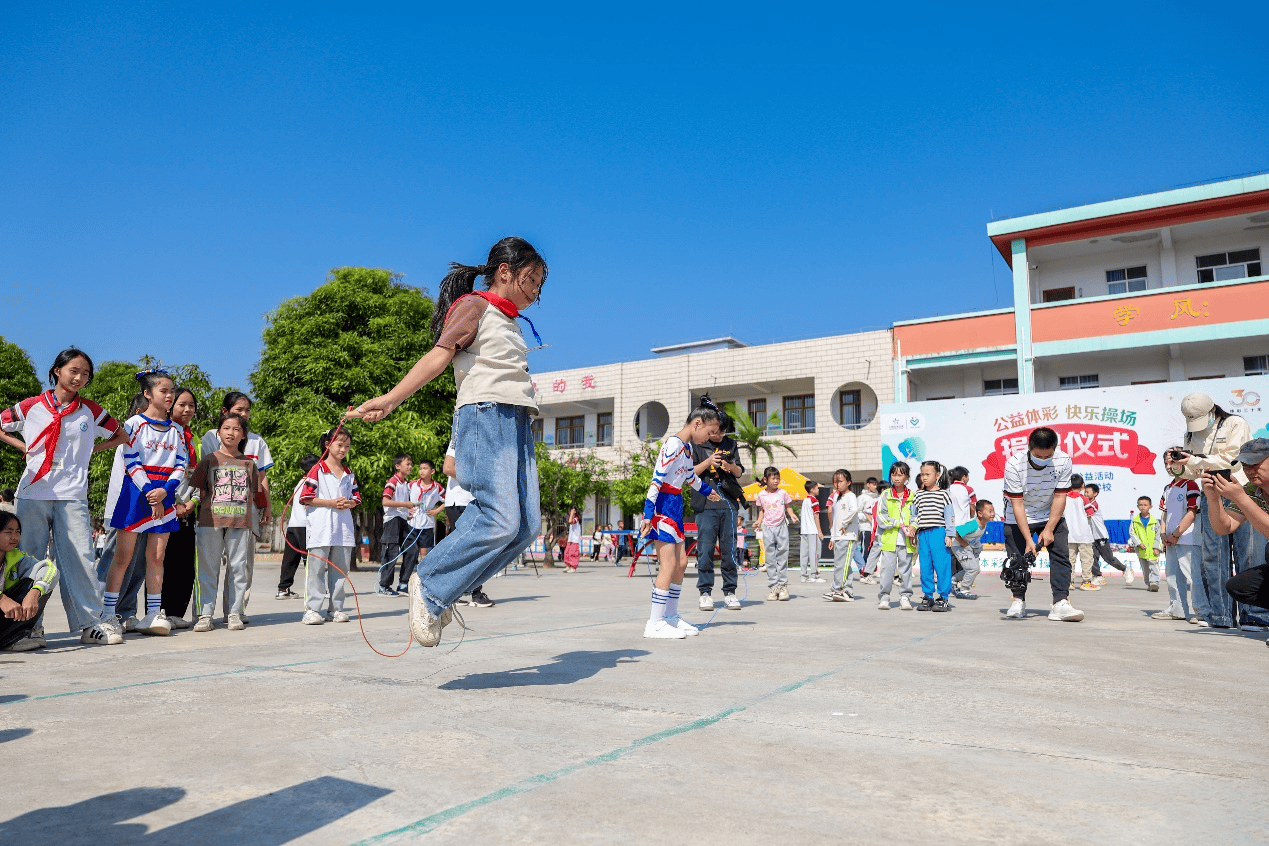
{"left": 429, "top": 236, "right": 549, "bottom": 339}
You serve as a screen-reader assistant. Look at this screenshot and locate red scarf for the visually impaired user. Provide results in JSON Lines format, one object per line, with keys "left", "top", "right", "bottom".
{"left": 27, "top": 391, "right": 82, "bottom": 485}
{"left": 182, "top": 426, "right": 198, "bottom": 472}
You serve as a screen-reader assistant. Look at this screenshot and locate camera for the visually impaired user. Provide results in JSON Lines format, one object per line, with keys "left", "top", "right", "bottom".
{"left": 1000, "top": 551, "right": 1037, "bottom": 591}
{"left": 1166, "top": 449, "right": 1186, "bottom": 462}
{"left": 1213, "top": 468, "right": 1234, "bottom": 481}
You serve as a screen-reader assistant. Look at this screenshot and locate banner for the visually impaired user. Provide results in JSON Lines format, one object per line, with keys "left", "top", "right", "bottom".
{"left": 879, "top": 377, "right": 1268, "bottom": 519}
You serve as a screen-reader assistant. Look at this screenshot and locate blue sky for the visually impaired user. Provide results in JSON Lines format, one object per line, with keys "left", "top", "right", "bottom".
{"left": 3, "top": 2, "right": 1266, "bottom": 392}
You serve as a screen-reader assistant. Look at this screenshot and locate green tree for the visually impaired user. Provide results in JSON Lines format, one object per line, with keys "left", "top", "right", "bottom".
{"left": 610, "top": 440, "right": 659, "bottom": 525}
{"left": 536, "top": 443, "right": 610, "bottom": 566}
{"left": 249, "top": 267, "right": 456, "bottom": 559}
{"left": 726, "top": 402, "right": 795, "bottom": 479}
{"left": 79, "top": 357, "right": 229, "bottom": 518}
{"left": 0, "top": 337, "right": 42, "bottom": 490}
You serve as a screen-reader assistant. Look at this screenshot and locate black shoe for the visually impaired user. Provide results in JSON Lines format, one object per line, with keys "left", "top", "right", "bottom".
{"left": 916, "top": 596, "right": 934, "bottom": 611}
{"left": 471, "top": 591, "right": 495, "bottom": 608}
{"left": 932, "top": 597, "right": 951, "bottom": 612}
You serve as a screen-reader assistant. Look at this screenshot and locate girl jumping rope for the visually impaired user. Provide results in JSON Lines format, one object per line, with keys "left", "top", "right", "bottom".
{"left": 355, "top": 236, "right": 547, "bottom": 648}
{"left": 640, "top": 405, "right": 723, "bottom": 639}
{"left": 103, "top": 368, "right": 189, "bottom": 636}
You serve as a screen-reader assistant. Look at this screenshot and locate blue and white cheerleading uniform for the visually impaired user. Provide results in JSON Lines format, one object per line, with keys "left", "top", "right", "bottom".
{"left": 643, "top": 436, "right": 713, "bottom": 544}
{"left": 109, "top": 414, "right": 188, "bottom": 533}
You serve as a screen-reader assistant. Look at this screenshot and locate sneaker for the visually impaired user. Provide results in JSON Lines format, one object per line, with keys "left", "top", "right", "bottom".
{"left": 699, "top": 594, "right": 715, "bottom": 612}
{"left": 778, "top": 585, "right": 790, "bottom": 601}
{"left": 665, "top": 614, "right": 700, "bottom": 636}
{"left": 916, "top": 596, "right": 934, "bottom": 611}
{"left": 809, "top": 576, "right": 826, "bottom": 583}
{"left": 1187, "top": 616, "right": 1199, "bottom": 625}
{"left": 898, "top": 595, "right": 913, "bottom": 611}
{"left": 7, "top": 626, "right": 47, "bottom": 652}
{"left": 123, "top": 616, "right": 139, "bottom": 633}
{"left": 1147, "top": 583, "right": 1159, "bottom": 593}
{"left": 823, "top": 589, "right": 849, "bottom": 602}
{"left": 471, "top": 591, "right": 495, "bottom": 608}
{"left": 1152, "top": 611, "right": 1185, "bottom": 620}
{"left": 1197, "top": 620, "right": 1211, "bottom": 628}
{"left": 767, "top": 588, "right": 780, "bottom": 602}
{"left": 952, "top": 586, "right": 978, "bottom": 600}
{"left": 862, "top": 574, "right": 880, "bottom": 585}
{"left": 643, "top": 618, "right": 687, "bottom": 639}
{"left": 376, "top": 587, "right": 398, "bottom": 597}
{"left": 193, "top": 615, "right": 214, "bottom": 632}
{"left": 799, "top": 575, "right": 809, "bottom": 583}
{"left": 331, "top": 610, "right": 351, "bottom": 623}
{"left": 81, "top": 621, "right": 123, "bottom": 645}
{"left": 1079, "top": 582, "right": 1101, "bottom": 591}
{"left": 137, "top": 610, "right": 172, "bottom": 636}
{"left": 932, "top": 598, "right": 951, "bottom": 612}
{"left": 168, "top": 615, "right": 190, "bottom": 630}
{"left": 275, "top": 589, "right": 296, "bottom": 599}
{"left": 1048, "top": 600, "right": 1085, "bottom": 622}
{"left": 1093, "top": 576, "right": 1107, "bottom": 586}
{"left": 240, "top": 613, "right": 249, "bottom": 625}
{"left": 877, "top": 598, "right": 890, "bottom": 610}
{"left": 1005, "top": 599, "right": 1025, "bottom": 619}
{"left": 301, "top": 610, "right": 325, "bottom": 625}
{"left": 408, "top": 573, "right": 448, "bottom": 647}
{"left": 724, "top": 594, "right": 741, "bottom": 610}
{"left": 1124, "top": 569, "right": 1135, "bottom": 585}
{"left": 227, "top": 613, "right": 245, "bottom": 630}
{"left": 1240, "top": 624, "right": 1268, "bottom": 632}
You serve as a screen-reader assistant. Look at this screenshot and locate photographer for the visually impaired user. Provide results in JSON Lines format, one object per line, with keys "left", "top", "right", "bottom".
{"left": 1201, "top": 438, "right": 1269, "bottom": 637}
{"left": 690, "top": 399, "right": 746, "bottom": 612}
{"left": 1172, "top": 392, "right": 1257, "bottom": 629}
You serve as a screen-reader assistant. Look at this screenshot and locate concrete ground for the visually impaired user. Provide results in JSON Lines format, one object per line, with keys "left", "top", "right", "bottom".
{"left": 2, "top": 557, "right": 1267, "bottom": 845}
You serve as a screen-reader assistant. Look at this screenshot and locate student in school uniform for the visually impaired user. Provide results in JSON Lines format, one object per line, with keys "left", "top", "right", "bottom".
{"left": 277, "top": 454, "right": 319, "bottom": 599}
{"left": 297, "top": 428, "right": 359, "bottom": 625}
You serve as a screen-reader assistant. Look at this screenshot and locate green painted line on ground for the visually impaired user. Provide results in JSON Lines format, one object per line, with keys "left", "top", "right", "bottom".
{"left": 352, "top": 624, "right": 962, "bottom": 845}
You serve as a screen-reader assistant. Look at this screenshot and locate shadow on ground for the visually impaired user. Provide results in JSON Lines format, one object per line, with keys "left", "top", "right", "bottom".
{"left": 440, "top": 649, "right": 649, "bottom": 690}
{"left": 0, "top": 728, "right": 33, "bottom": 743}
{"left": 0, "top": 775, "right": 390, "bottom": 846}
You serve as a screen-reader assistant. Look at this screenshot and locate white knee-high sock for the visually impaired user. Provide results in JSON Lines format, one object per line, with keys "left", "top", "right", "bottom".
{"left": 650, "top": 587, "right": 670, "bottom": 622}
{"left": 665, "top": 584, "right": 681, "bottom": 618}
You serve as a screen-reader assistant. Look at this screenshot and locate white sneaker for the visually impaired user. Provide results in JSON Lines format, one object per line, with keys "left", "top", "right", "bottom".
{"left": 723, "top": 594, "right": 741, "bottom": 610}
{"left": 1005, "top": 599, "right": 1025, "bottom": 619}
{"left": 767, "top": 588, "right": 780, "bottom": 601}
{"left": 193, "top": 615, "right": 214, "bottom": 632}
{"left": 407, "top": 572, "right": 449, "bottom": 647}
{"left": 643, "top": 619, "right": 687, "bottom": 639}
{"left": 331, "top": 610, "right": 351, "bottom": 623}
{"left": 665, "top": 614, "right": 700, "bottom": 636}
{"left": 699, "top": 594, "right": 715, "bottom": 612}
{"left": 167, "top": 614, "right": 190, "bottom": 630}
{"left": 1124, "top": 569, "right": 1134, "bottom": 585}
{"left": 800, "top": 576, "right": 809, "bottom": 583}
{"left": 1048, "top": 599, "right": 1085, "bottom": 622}
{"left": 301, "top": 610, "right": 325, "bottom": 625}
{"left": 877, "top": 598, "right": 891, "bottom": 610}
{"left": 810, "top": 576, "right": 826, "bottom": 583}
{"left": 7, "top": 625, "right": 46, "bottom": 652}
{"left": 81, "top": 621, "right": 123, "bottom": 645}
{"left": 227, "top": 613, "right": 244, "bottom": 631}
{"left": 899, "top": 595, "right": 913, "bottom": 611}
{"left": 123, "top": 616, "right": 139, "bottom": 632}
{"left": 137, "top": 610, "right": 172, "bottom": 636}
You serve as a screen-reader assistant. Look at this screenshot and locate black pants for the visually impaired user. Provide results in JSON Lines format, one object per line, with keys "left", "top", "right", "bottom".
{"left": 160, "top": 516, "right": 197, "bottom": 617}
{"left": 694, "top": 506, "right": 738, "bottom": 596}
{"left": 1091, "top": 538, "right": 1126, "bottom": 577}
{"left": 1228, "top": 563, "right": 1269, "bottom": 609}
{"left": 279, "top": 526, "right": 307, "bottom": 591}
{"left": 1004, "top": 518, "right": 1071, "bottom": 603}
{"left": 379, "top": 517, "right": 409, "bottom": 589}
{"left": 0, "top": 579, "right": 51, "bottom": 650}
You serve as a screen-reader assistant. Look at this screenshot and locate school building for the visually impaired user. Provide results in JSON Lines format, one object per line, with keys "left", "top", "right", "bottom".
{"left": 533, "top": 172, "right": 1269, "bottom": 530}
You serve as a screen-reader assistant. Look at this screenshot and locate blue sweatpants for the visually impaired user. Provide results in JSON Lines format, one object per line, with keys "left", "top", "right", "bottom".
{"left": 917, "top": 527, "right": 952, "bottom": 599}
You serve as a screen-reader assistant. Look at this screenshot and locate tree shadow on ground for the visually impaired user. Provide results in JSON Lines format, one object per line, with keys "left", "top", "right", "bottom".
{"left": 0, "top": 775, "right": 390, "bottom": 846}
{"left": 439, "top": 649, "right": 650, "bottom": 691}
{"left": 0, "top": 727, "right": 32, "bottom": 743}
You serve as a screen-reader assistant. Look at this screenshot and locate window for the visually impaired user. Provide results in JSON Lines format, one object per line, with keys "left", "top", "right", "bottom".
{"left": 747, "top": 399, "right": 767, "bottom": 429}
{"left": 531, "top": 418, "right": 543, "bottom": 443}
{"left": 1189, "top": 374, "right": 1225, "bottom": 381}
{"left": 555, "top": 415, "right": 584, "bottom": 447}
{"left": 983, "top": 378, "right": 1019, "bottom": 396}
{"left": 1246, "top": 355, "right": 1269, "bottom": 376}
{"left": 596, "top": 412, "right": 613, "bottom": 446}
{"left": 838, "top": 389, "right": 863, "bottom": 429}
{"left": 595, "top": 496, "right": 611, "bottom": 527}
{"left": 1059, "top": 374, "right": 1099, "bottom": 390}
{"left": 782, "top": 394, "right": 815, "bottom": 433}
{"left": 1106, "top": 265, "right": 1148, "bottom": 294}
{"left": 1042, "top": 287, "right": 1075, "bottom": 302}
{"left": 1196, "top": 248, "right": 1261, "bottom": 283}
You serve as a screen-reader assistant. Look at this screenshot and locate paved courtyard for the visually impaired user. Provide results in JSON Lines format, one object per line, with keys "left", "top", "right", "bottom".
{"left": 2, "top": 557, "right": 1266, "bottom": 845}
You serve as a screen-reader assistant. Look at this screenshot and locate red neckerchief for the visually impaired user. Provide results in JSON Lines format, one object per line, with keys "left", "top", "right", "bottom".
{"left": 182, "top": 426, "right": 197, "bottom": 471}
{"left": 443, "top": 291, "right": 520, "bottom": 327}
{"left": 27, "top": 391, "right": 82, "bottom": 485}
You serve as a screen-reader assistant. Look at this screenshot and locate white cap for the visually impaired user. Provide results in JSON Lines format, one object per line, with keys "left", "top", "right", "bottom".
{"left": 1181, "top": 393, "right": 1214, "bottom": 432}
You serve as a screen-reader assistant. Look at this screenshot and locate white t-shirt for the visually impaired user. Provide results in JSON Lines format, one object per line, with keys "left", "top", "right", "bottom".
{"left": 1088, "top": 499, "right": 1109, "bottom": 541}
{"left": 948, "top": 483, "right": 974, "bottom": 527}
{"left": 567, "top": 518, "right": 582, "bottom": 544}
{"left": 1002, "top": 449, "right": 1073, "bottom": 526}
{"left": 856, "top": 491, "right": 878, "bottom": 532}
{"left": 799, "top": 495, "right": 821, "bottom": 536}
{"left": 1161, "top": 480, "right": 1200, "bottom": 546}
{"left": 410, "top": 479, "right": 445, "bottom": 529}
{"left": 1, "top": 392, "right": 120, "bottom": 501}
{"left": 382, "top": 474, "right": 413, "bottom": 521}
{"left": 1063, "top": 492, "right": 1094, "bottom": 544}
{"left": 201, "top": 429, "right": 274, "bottom": 473}
{"left": 286, "top": 479, "right": 309, "bottom": 530}
{"left": 831, "top": 490, "right": 859, "bottom": 542}
{"left": 298, "top": 461, "right": 359, "bottom": 547}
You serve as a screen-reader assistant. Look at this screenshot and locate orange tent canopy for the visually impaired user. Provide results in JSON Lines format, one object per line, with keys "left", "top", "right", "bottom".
{"left": 741, "top": 466, "right": 812, "bottom": 501}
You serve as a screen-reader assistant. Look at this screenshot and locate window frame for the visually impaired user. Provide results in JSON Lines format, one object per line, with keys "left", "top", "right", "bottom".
{"left": 838, "top": 388, "right": 863, "bottom": 430}
{"left": 1196, "top": 248, "right": 1262, "bottom": 283}
{"left": 747, "top": 398, "right": 767, "bottom": 429}
{"left": 1245, "top": 355, "right": 1269, "bottom": 376}
{"left": 781, "top": 394, "right": 815, "bottom": 434}
{"left": 554, "top": 415, "right": 585, "bottom": 448}
{"left": 983, "top": 378, "right": 1019, "bottom": 396}
{"left": 596, "top": 411, "right": 613, "bottom": 446}
{"left": 1058, "top": 374, "right": 1100, "bottom": 391}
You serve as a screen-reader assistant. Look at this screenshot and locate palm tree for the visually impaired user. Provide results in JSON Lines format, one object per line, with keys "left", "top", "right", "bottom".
{"left": 725, "top": 402, "right": 796, "bottom": 479}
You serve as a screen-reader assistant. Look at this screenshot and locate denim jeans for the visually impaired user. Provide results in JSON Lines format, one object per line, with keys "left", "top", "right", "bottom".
{"left": 1239, "top": 531, "right": 1269, "bottom": 626}
{"left": 419, "top": 403, "right": 540, "bottom": 615}
{"left": 18, "top": 498, "right": 104, "bottom": 631}
{"left": 94, "top": 527, "right": 147, "bottom": 620}
{"left": 694, "top": 505, "right": 738, "bottom": 596}
{"left": 1196, "top": 495, "right": 1252, "bottom": 628}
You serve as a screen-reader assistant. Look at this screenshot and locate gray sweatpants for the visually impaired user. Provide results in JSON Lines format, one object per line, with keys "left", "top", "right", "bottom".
{"left": 799, "top": 533, "right": 820, "bottom": 577}
{"left": 763, "top": 522, "right": 790, "bottom": 587}
{"left": 952, "top": 543, "right": 981, "bottom": 589}
{"left": 196, "top": 527, "right": 251, "bottom": 617}
{"left": 306, "top": 546, "right": 350, "bottom": 615}
{"left": 878, "top": 546, "right": 913, "bottom": 600}
{"left": 831, "top": 539, "right": 857, "bottom": 593}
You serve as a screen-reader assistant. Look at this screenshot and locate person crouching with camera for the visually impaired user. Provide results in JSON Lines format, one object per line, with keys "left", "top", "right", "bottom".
{"left": 1202, "top": 438, "right": 1269, "bottom": 638}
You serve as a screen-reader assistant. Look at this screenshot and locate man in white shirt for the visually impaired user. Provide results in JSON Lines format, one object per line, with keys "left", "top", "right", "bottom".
{"left": 1001, "top": 427, "right": 1084, "bottom": 622}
